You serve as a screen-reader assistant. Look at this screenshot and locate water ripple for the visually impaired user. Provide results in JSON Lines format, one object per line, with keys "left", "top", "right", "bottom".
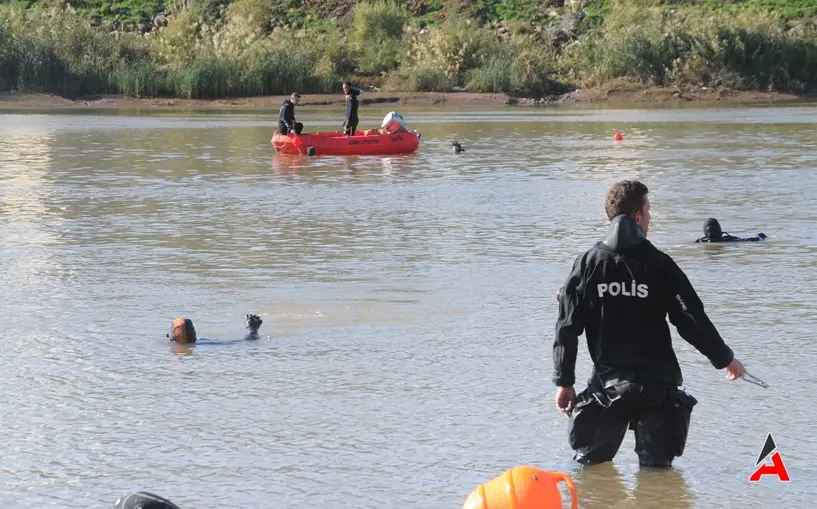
{"left": 1, "top": 107, "right": 816, "bottom": 509}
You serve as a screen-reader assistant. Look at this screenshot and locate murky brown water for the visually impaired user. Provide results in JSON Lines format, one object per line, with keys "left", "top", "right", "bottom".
{"left": 1, "top": 103, "right": 816, "bottom": 509}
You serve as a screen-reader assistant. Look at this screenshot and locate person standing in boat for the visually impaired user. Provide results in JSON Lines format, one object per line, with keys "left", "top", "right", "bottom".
{"left": 342, "top": 82, "right": 360, "bottom": 136}
{"left": 278, "top": 93, "right": 303, "bottom": 135}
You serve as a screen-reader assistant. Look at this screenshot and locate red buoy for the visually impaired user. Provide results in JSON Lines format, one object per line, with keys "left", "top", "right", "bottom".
{"left": 613, "top": 132, "right": 623, "bottom": 141}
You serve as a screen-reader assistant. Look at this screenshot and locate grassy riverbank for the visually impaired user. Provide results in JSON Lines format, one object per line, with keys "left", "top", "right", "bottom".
{"left": 1, "top": 0, "right": 817, "bottom": 104}
{"left": 2, "top": 87, "right": 813, "bottom": 112}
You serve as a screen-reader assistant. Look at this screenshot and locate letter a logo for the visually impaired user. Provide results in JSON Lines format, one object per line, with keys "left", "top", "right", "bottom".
{"left": 749, "top": 433, "right": 791, "bottom": 483}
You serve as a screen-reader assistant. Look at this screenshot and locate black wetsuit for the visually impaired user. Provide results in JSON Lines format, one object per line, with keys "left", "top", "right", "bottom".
{"left": 695, "top": 233, "right": 767, "bottom": 243}
{"left": 168, "top": 316, "right": 261, "bottom": 344}
{"left": 695, "top": 217, "right": 766, "bottom": 243}
{"left": 278, "top": 99, "right": 297, "bottom": 134}
{"left": 343, "top": 89, "right": 360, "bottom": 135}
{"left": 193, "top": 330, "right": 260, "bottom": 345}
{"left": 554, "top": 215, "right": 736, "bottom": 467}
{"left": 115, "top": 492, "right": 180, "bottom": 509}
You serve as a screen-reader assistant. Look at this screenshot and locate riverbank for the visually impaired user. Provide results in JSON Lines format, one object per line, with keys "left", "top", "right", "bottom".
{"left": 2, "top": 86, "right": 813, "bottom": 112}
{"left": 2, "top": 2, "right": 817, "bottom": 104}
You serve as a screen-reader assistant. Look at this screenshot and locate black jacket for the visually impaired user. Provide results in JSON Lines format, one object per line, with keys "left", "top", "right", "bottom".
{"left": 345, "top": 89, "right": 360, "bottom": 124}
{"left": 278, "top": 99, "right": 295, "bottom": 130}
{"left": 553, "top": 215, "right": 734, "bottom": 388}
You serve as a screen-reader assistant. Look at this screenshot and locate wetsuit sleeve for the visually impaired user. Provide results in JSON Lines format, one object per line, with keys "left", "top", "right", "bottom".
{"left": 664, "top": 257, "right": 734, "bottom": 369}
{"left": 278, "top": 103, "right": 293, "bottom": 128}
{"left": 553, "top": 254, "right": 587, "bottom": 387}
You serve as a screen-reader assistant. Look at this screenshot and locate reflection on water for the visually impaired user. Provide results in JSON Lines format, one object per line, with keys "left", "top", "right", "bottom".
{"left": 1, "top": 106, "right": 817, "bottom": 509}
{"left": 0, "top": 125, "right": 56, "bottom": 239}
{"left": 0, "top": 122, "right": 74, "bottom": 329}
{"left": 570, "top": 464, "right": 695, "bottom": 509}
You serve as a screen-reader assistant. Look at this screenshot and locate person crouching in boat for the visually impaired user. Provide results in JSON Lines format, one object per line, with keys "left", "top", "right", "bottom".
{"left": 278, "top": 93, "right": 303, "bottom": 135}
{"left": 695, "top": 217, "right": 767, "bottom": 243}
{"left": 342, "top": 82, "right": 360, "bottom": 136}
{"left": 167, "top": 314, "right": 263, "bottom": 344}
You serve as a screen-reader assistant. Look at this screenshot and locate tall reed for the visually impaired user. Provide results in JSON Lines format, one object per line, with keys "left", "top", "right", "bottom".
{"left": 1, "top": 0, "right": 816, "bottom": 99}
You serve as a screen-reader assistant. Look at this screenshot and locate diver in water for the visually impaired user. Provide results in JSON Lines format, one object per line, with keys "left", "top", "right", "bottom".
{"left": 167, "top": 314, "right": 263, "bottom": 344}
{"left": 695, "top": 218, "right": 767, "bottom": 243}
{"left": 115, "top": 492, "right": 180, "bottom": 509}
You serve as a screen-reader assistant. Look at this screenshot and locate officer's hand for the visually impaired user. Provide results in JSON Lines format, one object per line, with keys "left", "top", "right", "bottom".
{"left": 555, "top": 386, "right": 576, "bottom": 416}
{"left": 725, "top": 358, "right": 746, "bottom": 380}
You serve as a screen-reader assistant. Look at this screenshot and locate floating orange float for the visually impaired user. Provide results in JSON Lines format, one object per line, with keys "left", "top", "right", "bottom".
{"left": 463, "top": 466, "right": 577, "bottom": 509}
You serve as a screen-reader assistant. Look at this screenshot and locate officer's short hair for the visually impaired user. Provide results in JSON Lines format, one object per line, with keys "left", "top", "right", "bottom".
{"left": 605, "top": 180, "right": 649, "bottom": 220}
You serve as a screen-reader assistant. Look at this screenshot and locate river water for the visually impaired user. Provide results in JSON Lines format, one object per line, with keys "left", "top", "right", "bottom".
{"left": 1, "top": 103, "right": 815, "bottom": 509}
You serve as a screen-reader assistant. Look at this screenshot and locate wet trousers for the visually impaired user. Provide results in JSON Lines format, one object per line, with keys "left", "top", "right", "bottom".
{"left": 343, "top": 118, "right": 358, "bottom": 136}
{"left": 279, "top": 122, "right": 303, "bottom": 135}
{"left": 567, "top": 381, "right": 698, "bottom": 468}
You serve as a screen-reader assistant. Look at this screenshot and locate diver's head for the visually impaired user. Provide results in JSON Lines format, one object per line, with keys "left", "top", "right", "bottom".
{"left": 703, "top": 217, "right": 722, "bottom": 241}
{"left": 245, "top": 314, "right": 263, "bottom": 331}
{"left": 167, "top": 317, "right": 197, "bottom": 344}
{"left": 115, "top": 491, "right": 180, "bottom": 509}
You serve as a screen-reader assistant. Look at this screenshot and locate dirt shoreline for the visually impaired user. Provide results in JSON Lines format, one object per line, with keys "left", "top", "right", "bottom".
{"left": 1, "top": 86, "right": 815, "bottom": 111}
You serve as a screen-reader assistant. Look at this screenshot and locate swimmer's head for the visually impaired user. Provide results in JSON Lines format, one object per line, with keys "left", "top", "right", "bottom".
{"left": 115, "top": 491, "right": 180, "bottom": 509}
{"left": 167, "top": 317, "right": 197, "bottom": 344}
{"left": 703, "top": 217, "right": 722, "bottom": 241}
{"left": 245, "top": 314, "right": 263, "bottom": 331}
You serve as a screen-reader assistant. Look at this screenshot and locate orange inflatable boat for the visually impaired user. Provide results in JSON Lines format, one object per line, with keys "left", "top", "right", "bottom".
{"left": 271, "top": 129, "right": 421, "bottom": 156}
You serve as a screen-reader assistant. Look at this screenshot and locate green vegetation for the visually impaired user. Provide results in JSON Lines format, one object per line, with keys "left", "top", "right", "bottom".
{"left": 1, "top": 0, "right": 817, "bottom": 99}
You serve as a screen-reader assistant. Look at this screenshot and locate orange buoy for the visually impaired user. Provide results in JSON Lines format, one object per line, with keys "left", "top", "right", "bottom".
{"left": 463, "top": 466, "right": 577, "bottom": 509}
{"left": 613, "top": 132, "right": 623, "bottom": 141}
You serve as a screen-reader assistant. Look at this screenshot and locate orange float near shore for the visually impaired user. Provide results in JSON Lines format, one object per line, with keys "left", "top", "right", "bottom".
{"left": 463, "top": 466, "right": 577, "bottom": 509}
{"left": 271, "top": 129, "right": 421, "bottom": 156}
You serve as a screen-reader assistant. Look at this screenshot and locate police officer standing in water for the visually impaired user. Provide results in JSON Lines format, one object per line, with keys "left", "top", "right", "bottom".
{"left": 553, "top": 180, "right": 747, "bottom": 468}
